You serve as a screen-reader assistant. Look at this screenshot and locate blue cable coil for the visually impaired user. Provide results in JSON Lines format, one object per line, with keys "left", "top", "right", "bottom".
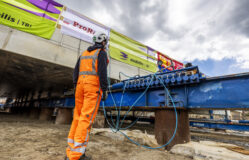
{"left": 101, "top": 53, "right": 178, "bottom": 149}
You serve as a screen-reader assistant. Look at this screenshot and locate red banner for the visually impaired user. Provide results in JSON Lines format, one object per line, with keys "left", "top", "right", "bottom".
{"left": 172, "top": 59, "right": 184, "bottom": 70}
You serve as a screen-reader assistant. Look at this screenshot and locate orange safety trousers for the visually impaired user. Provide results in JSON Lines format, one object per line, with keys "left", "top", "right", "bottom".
{"left": 66, "top": 76, "right": 102, "bottom": 160}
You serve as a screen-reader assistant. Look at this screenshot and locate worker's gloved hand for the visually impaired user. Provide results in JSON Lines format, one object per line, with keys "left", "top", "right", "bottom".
{"left": 102, "top": 90, "right": 108, "bottom": 101}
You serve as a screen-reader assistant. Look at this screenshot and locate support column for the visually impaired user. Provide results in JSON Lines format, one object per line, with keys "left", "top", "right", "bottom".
{"left": 21, "top": 107, "right": 30, "bottom": 117}
{"left": 39, "top": 108, "right": 53, "bottom": 121}
{"left": 155, "top": 109, "right": 190, "bottom": 150}
{"left": 29, "top": 107, "right": 40, "bottom": 119}
{"left": 55, "top": 108, "right": 73, "bottom": 124}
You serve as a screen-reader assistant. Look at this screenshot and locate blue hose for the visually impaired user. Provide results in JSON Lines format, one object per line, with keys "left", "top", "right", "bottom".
{"left": 101, "top": 52, "right": 178, "bottom": 149}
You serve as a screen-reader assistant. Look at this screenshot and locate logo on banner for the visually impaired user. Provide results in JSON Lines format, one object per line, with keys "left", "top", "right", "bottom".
{"left": 73, "top": 22, "right": 95, "bottom": 34}
{"left": 120, "top": 52, "right": 150, "bottom": 68}
{"left": 120, "top": 52, "right": 128, "bottom": 60}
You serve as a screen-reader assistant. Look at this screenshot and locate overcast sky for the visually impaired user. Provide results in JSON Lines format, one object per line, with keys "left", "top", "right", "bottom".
{"left": 56, "top": 0, "right": 249, "bottom": 76}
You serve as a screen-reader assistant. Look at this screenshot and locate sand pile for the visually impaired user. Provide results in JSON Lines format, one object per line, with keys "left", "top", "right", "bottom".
{"left": 91, "top": 128, "right": 159, "bottom": 148}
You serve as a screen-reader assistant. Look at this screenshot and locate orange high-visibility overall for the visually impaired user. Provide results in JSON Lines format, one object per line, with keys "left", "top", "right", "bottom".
{"left": 66, "top": 49, "right": 103, "bottom": 160}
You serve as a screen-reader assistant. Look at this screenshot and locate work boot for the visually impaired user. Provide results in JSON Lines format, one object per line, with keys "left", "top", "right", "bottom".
{"left": 79, "top": 154, "right": 92, "bottom": 160}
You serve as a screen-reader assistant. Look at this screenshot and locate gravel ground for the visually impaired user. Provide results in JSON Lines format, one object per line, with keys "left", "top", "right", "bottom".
{"left": 0, "top": 113, "right": 190, "bottom": 160}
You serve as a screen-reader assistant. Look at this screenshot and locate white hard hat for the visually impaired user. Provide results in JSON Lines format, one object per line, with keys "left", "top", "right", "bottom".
{"left": 93, "top": 31, "right": 107, "bottom": 43}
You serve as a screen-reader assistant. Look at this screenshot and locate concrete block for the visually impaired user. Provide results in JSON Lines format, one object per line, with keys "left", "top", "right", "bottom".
{"left": 39, "top": 108, "right": 53, "bottom": 121}
{"left": 170, "top": 141, "right": 249, "bottom": 160}
{"left": 29, "top": 107, "right": 40, "bottom": 119}
{"left": 21, "top": 107, "right": 31, "bottom": 117}
{"left": 93, "top": 111, "right": 105, "bottom": 128}
{"left": 231, "top": 111, "right": 242, "bottom": 120}
{"left": 55, "top": 108, "right": 72, "bottom": 124}
{"left": 155, "top": 109, "right": 190, "bottom": 150}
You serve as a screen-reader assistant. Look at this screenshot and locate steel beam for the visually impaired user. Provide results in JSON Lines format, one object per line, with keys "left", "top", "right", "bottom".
{"left": 190, "top": 121, "right": 249, "bottom": 131}
{"left": 104, "top": 72, "right": 249, "bottom": 110}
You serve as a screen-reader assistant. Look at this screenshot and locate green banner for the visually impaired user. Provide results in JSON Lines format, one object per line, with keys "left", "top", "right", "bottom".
{"left": 0, "top": 0, "right": 63, "bottom": 39}
{"left": 109, "top": 29, "right": 157, "bottom": 72}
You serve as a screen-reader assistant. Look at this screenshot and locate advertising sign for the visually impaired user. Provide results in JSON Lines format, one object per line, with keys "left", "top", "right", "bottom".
{"left": 59, "top": 8, "right": 110, "bottom": 43}
{"left": 0, "top": 0, "right": 63, "bottom": 39}
{"left": 109, "top": 29, "right": 157, "bottom": 72}
{"left": 158, "top": 52, "right": 173, "bottom": 71}
{"left": 157, "top": 52, "right": 183, "bottom": 71}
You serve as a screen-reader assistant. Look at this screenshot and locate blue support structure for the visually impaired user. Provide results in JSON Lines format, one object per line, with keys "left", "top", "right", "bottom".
{"left": 190, "top": 121, "right": 249, "bottom": 131}
{"left": 104, "top": 67, "right": 249, "bottom": 110}
{"left": 5, "top": 66, "right": 248, "bottom": 110}
{"left": 209, "top": 110, "right": 214, "bottom": 119}
{"left": 3, "top": 66, "right": 249, "bottom": 149}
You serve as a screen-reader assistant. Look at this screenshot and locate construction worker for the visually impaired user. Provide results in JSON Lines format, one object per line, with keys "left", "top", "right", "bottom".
{"left": 66, "top": 31, "right": 109, "bottom": 160}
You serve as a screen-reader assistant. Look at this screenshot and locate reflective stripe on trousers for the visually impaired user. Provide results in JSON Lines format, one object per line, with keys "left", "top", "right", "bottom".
{"left": 68, "top": 146, "right": 86, "bottom": 154}
{"left": 68, "top": 139, "right": 88, "bottom": 147}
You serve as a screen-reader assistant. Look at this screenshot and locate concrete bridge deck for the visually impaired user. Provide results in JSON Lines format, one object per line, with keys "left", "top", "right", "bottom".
{"left": 0, "top": 24, "right": 151, "bottom": 98}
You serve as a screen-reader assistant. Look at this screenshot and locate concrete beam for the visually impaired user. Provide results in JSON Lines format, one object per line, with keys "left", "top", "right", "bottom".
{"left": 0, "top": 25, "right": 152, "bottom": 79}
{"left": 0, "top": 24, "right": 153, "bottom": 97}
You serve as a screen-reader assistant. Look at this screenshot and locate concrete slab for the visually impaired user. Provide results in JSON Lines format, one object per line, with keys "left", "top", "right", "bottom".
{"left": 170, "top": 141, "right": 249, "bottom": 160}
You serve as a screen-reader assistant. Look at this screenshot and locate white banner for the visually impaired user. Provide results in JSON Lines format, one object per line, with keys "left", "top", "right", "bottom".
{"left": 59, "top": 8, "right": 110, "bottom": 43}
